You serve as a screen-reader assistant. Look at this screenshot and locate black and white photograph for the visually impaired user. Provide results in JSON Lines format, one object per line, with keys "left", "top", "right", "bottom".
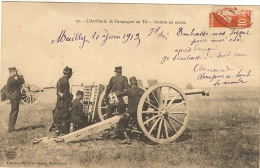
{"left": 0, "top": 2, "right": 259, "bottom": 167}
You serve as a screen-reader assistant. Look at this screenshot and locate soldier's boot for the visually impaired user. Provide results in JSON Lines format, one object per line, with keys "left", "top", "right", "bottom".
{"left": 48, "top": 123, "right": 55, "bottom": 132}
{"left": 60, "top": 120, "right": 70, "bottom": 135}
{"left": 119, "top": 131, "right": 131, "bottom": 144}
{"left": 54, "top": 124, "right": 61, "bottom": 136}
{"left": 8, "top": 127, "right": 15, "bottom": 133}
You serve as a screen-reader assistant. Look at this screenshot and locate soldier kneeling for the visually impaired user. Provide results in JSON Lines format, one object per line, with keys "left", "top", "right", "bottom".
{"left": 71, "top": 90, "right": 87, "bottom": 130}
{"left": 113, "top": 77, "right": 145, "bottom": 144}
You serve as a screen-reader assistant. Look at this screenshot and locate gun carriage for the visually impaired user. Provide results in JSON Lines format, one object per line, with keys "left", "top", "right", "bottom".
{"left": 38, "top": 79, "right": 209, "bottom": 145}
{"left": 1, "top": 83, "right": 41, "bottom": 105}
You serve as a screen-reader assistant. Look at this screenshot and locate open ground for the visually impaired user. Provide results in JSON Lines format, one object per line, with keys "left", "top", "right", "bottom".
{"left": 0, "top": 87, "right": 259, "bottom": 167}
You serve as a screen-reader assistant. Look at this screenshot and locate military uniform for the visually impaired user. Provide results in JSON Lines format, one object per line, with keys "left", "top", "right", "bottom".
{"left": 7, "top": 67, "right": 25, "bottom": 132}
{"left": 54, "top": 67, "right": 73, "bottom": 135}
{"left": 104, "top": 66, "right": 129, "bottom": 119}
{"left": 71, "top": 98, "right": 87, "bottom": 129}
{"left": 115, "top": 84, "right": 145, "bottom": 134}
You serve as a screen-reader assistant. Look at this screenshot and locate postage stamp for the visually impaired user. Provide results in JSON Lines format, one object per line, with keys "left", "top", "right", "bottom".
{"left": 210, "top": 7, "right": 252, "bottom": 28}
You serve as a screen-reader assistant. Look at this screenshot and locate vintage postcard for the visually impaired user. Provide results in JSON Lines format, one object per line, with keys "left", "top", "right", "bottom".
{"left": 0, "top": 2, "right": 259, "bottom": 167}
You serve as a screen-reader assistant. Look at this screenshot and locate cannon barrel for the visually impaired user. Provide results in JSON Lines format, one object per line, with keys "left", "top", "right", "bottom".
{"left": 183, "top": 89, "right": 210, "bottom": 96}
{"left": 161, "top": 89, "right": 210, "bottom": 103}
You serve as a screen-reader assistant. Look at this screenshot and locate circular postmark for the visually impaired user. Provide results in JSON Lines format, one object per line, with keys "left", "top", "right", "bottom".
{"left": 211, "top": 7, "right": 253, "bottom": 29}
{"left": 6, "top": 150, "right": 17, "bottom": 160}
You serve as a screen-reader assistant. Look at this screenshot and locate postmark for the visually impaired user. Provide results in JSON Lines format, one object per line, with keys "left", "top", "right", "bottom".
{"left": 210, "top": 7, "right": 252, "bottom": 28}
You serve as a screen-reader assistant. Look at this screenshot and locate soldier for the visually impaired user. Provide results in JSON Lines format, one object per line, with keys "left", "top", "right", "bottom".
{"left": 7, "top": 67, "right": 25, "bottom": 133}
{"left": 71, "top": 90, "right": 87, "bottom": 130}
{"left": 48, "top": 93, "right": 73, "bottom": 132}
{"left": 104, "top": 66, "right": 129, "bottom": 119}
{"left": 114, "top": 76, "right": 145, "bottom": 144}
{"left": 54, "top": 66, "right": 73, "bottom": 135}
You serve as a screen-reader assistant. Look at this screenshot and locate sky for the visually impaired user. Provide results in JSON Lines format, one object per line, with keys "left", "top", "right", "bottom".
{"left": 1, "top": 2, "right": 259, "bottom": 90}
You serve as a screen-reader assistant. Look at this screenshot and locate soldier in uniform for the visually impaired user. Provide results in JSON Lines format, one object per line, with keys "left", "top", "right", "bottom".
{"left": 7, "top": 67, "right": 25, "bottom": 133}
{"left": 54, "top": 66, "right": 73, "bottom": 135}
{"left": 114, "top": 76, "right": 145, "bottom": 144}
{"left": 104, "top": 66, "right": 129, "bottom": 119}
{"left": 71, "top": 90, "right": 87, "bottom": 130}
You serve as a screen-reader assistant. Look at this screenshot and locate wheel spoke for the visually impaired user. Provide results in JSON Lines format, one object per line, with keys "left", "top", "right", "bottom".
{"left": 169, "top": 116, "right": 184, "bottom": 125}
{"left": 102, "top": 113, "right": 107, "bottom": 118}
{"left": 148, "top": 118, "right": 160, "bottom": 134}
{"left": 168, "top": 111, "right": 187, "bottom": 114}
{"left": 163, "top": 119, "right": 169, "bottom": 139}
{"left": 142, "top": 111, "right": 159, "bottom": 114}
{"left": 151, "top": 91, "right": 160, "bottom": 106}
{"left": 31, "top": 97, "right": 35, "bottom": 102}
{"left": 167, "top": 101, "right": 185, "bottom": 111}
{"left": 144, "top": 114, "right": 159, "bottom": 125}
{"left": 144, "top": 100, "right": 159, "bottom": 111}
{"left": 157, "top": 118, "right": 163, "bottom": 139}
{"left": 163, "top": 87, "right": 171, "bottom": 108}
{"left": 166, "top": 93, "right": 180, "bottom": 108}
{"left": 159, "top": 87, "right": 163, "bottom": 107}
{"left": 166, "top": 118, "right": 177, "bottom": 133}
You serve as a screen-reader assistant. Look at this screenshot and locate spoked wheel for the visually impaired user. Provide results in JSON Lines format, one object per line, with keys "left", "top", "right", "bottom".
{"left": 98, "top": 88, "right": 121, "bottom": 121}
{"left": 21, "top": 84, "right": 40, "bottom": 105}
{"left": 137, "top": 83, "right": 190, "bottom": 144}
{"left": 97, "top": 89, "right": 108, "bottom": 120}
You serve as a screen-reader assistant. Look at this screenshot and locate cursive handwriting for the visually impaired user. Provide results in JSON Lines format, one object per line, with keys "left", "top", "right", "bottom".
{"left": 173, "top": 54, "right": 202, "bottom": 61}
{"left": 213, "top": 78, "right": 248, "bottom": 86}
{"left": 236, "top": 69, "right": 251, "bottom": 78}
{"left": 216, "top": 51, "right": 232, "bottom": 58}
{"left": 148, "top": 26, "right": 169, "bottom": 40}
{"left": 195, "top": 69, "right": 252, "bottom": 86}
{"left": 177, "top": 27, "right": 208, "bottom": 36}
{"left": 51, "top": 30, "right": 89, "bottom": 49}
{"left": 194, "top": 64, "right": 234, "bottom": 73}
{"left": 91, "top": 29, "right": 140, "bottom": 47}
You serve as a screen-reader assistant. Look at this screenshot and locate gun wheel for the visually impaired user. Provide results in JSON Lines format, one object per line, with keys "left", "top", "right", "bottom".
{"left": 137, "top": 83, "right": 190, "bottom": 144}
{"left": 97, "top": 89, "right": 107, "bottom": 120}
{"left": 98, "top": 89, "right": 121, "bottom": 121}
{"left": 21, "top": 84, "right": 40, "bottom": 105}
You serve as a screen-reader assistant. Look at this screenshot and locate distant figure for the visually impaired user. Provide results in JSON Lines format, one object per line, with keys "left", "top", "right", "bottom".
{"left": 114, "top": 76, "right": 145, "bottom": 144}
{"left": 7, "top": 67, "right": 25, "bottom": 133}
{"left": 104, "top": 66, "right": 129, "bottom": 119}
{"left": 71, "top": 90, "right": 87, "bottom": 130}
{"left": 54, "top": 66, "right": 73, "bottom": 135}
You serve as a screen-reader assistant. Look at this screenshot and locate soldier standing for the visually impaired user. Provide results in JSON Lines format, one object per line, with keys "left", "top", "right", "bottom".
{"left": 114, "top": 77, "right": 145, "bottom": 144}
{"left": 7, "top": 67, "right": 25, "bottom": 133}
{"left": 104, "top": 66, "right": 129, "bottom": 119}
{"left": 54, "top": 66, "right": 73, "bottom": 135}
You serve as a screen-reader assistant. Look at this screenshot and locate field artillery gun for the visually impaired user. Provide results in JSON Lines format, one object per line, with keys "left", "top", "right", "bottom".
{"left": 1, "top": 83, "right": 42, "bottom": 105}
{"left": 37, "top": 80, "right": 209, "bottom": 144}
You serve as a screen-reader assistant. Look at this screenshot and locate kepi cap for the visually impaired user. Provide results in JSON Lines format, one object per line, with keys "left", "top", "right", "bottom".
{"left": 63, "top": 66, "right": 73, "bottom": 74}
{"left": 114, "top": 66, "right": 122, "bottom": 73}
{"left": 129, "top": 76, "right": 137, "bottom": 84}
{"left": 76, "top": 90, "right": 84, "bottom": 97}
{"left": 8, "top": 67, "right": 17, "bottom": 72}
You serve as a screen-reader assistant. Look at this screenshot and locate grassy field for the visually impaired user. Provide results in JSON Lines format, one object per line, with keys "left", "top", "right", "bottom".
{"left": 0, "top": 87, "right": 259, "bottom": 167}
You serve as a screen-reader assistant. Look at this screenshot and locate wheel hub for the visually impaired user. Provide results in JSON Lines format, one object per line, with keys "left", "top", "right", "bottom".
{"left": 159, "top": 109, "right": 168, "bottom": 117}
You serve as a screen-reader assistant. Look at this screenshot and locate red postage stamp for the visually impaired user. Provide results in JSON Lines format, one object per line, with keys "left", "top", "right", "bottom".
{"left": 210, "top": 7, "right": 252, "bottom": 28}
